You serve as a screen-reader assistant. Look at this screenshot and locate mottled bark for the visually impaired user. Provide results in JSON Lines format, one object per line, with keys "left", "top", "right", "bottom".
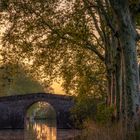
{"left": 109, "top": 0, "right": 140, "bottom": 127}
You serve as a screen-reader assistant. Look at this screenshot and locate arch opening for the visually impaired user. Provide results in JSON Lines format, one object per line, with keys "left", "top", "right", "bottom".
{"left": 25, "top": 101, "right": 56, "bottom": 121}
{"left": 25, "top": 101, "right": 57, "bottom": 140}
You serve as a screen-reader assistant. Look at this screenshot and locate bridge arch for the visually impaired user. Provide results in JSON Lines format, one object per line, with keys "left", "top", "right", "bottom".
{"left": 0, "top": 93, "right": 74, "bottom": 129}
{"left": 25, "top": 101, "right": 56, "bottom": 121}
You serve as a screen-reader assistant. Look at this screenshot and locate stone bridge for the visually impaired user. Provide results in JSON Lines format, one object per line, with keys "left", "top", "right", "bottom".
{"left": 0, "top": 93, "right": 74, "bottom": 129}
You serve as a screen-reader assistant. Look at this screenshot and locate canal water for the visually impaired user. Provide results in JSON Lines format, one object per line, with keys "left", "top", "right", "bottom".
{"left": 0, "top": 120, "right": 80, "bottom": 140}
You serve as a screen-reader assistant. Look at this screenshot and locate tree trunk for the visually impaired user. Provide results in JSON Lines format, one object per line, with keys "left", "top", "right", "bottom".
{"left": 109, "top": 0, "right": 140, "bottom": 128}
{"left": 121, "top": 30, "right": 140, "bottom": 125}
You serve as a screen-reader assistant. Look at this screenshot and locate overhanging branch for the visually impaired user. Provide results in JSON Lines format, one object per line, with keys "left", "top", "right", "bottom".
{"left": 85, "top": 42, "right": 105, "bottom": 61}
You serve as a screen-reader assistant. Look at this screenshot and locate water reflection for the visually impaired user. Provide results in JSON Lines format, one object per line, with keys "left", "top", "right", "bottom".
{"left": 25, "top": 120, "right": 56, "bottom": 140}
{"left": 0, "top": 120, "right": 56, "bottom": 140}
{"left": 0, "top": 120, "right": 80, "bottom": 140}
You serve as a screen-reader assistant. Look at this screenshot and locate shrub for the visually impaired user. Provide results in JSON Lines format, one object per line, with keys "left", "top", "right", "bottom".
{"left": 70, "top": 95, "right": 97, "bottom": 128}
{"left": 96, "top": 103, "right": 114, "bottom": 124}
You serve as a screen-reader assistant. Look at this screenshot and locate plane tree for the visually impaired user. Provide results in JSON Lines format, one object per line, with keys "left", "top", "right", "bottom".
{"left": 1, "top": 0, "right": 140, "bottom": 130}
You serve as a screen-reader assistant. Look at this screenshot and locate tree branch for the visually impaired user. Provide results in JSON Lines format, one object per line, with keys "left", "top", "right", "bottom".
{"left": 96, "top": 0, "right": 116, "bottom": 34}
{"left": 136, "top": 32, "right": 140, "bottom": 41}
{"left": 85, "top": 42, "right": 105, "bottom": 61}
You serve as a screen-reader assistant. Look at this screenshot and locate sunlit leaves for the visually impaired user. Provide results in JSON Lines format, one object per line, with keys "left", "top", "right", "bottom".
{"left": 0, "top": 0, "right": 106, "bottom": 98}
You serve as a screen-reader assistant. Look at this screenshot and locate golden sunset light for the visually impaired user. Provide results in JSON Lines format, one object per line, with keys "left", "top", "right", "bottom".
{"left": 0, "top": 0, "right": 140, "bottom": 140}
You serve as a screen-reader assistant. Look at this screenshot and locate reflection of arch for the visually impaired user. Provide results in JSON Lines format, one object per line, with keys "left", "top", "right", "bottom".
{"left": 23, "top": 99, "right": 68, "bottom": 129}
{"left": 25, "top": 101, "right": 56, "bottom": 122}
{"left": 25, "top": 119, "right": 57, "bottom": 140}
{"left": 0, "top": 93, "right": 74, "bottom": 129}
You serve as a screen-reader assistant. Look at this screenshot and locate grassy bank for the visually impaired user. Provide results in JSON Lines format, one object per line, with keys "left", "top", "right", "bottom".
{"left": 73, "top": 121, "right": 140, "bottom": 140}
